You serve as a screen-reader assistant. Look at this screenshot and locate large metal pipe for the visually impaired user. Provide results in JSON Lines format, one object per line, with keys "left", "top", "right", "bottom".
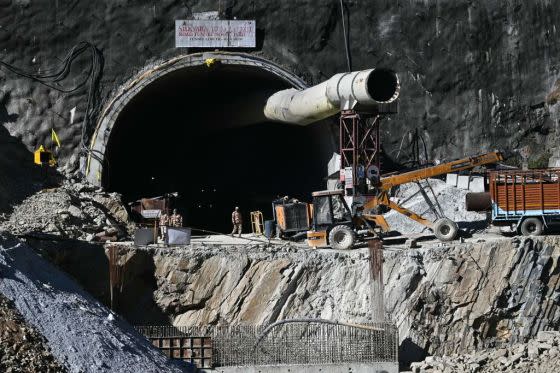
{"left": 264, "top": 68, "right": 400, "bottom": 125}
{"left": 465, "top": 192, "right": 492, "bottom": 212}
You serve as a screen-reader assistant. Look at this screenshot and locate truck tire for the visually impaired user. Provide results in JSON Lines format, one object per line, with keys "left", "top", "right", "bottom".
{"left": 433, "top": 218, "right": 459, "bottom": 241}
{"left": 328, "top": 225, "right": 356, "bottom": 250}
{"left": 520, "top": 218, "right": 544, "bottom": 236}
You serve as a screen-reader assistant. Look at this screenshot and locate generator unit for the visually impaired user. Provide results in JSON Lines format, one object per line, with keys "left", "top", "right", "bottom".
{"left": 272, "top": 199, "right": 312, "bottom": 239}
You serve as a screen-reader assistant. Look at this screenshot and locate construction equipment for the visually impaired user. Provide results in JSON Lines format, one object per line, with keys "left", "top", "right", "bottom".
{"left": 467, "top": 168, "right": 560, "bottom": 236}
{"left": 272, "top": 197, "right": 312, "bottom": 239}
{"left": 264, "top": 68, "right": 399, "bottom": 125}
{"left": 264, "top": 67, "right": 502, "bottom": 248}
{"left": 304, "top": 152, "right": 503, "bottom": 249}
{"left": 34, "top": 145, "right": 57, "bottom": 167}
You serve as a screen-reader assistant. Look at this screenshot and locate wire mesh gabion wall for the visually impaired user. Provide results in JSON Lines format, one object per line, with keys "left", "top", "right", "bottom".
{"left": 137, "top": 322, "right": 398, "bottom": 368}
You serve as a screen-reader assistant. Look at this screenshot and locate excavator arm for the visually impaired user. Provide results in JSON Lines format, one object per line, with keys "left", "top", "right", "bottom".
{"left": 361, "top": 151, "right": 503, "bottom": 240}
{"left": 379, "top": 151, "right": 503, "bottom": 191}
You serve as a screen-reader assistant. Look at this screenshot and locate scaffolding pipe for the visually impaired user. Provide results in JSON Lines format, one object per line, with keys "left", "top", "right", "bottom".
{"left": 264, "top": 68, "right": 400, "bottom": 125}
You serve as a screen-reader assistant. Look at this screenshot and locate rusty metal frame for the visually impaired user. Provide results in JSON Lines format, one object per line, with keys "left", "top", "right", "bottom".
{"left": 339, "top": 110, "right": 380, "bottom": 196}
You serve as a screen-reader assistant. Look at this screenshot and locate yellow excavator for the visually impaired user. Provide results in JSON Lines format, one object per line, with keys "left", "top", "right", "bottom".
{"left": 305, "top": 152, "right": 503, "bottom": 249}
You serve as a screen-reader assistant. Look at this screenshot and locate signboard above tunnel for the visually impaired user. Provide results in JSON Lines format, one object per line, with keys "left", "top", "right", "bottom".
{"left": 175, "top": 20, "right": 256, "bottom": 48}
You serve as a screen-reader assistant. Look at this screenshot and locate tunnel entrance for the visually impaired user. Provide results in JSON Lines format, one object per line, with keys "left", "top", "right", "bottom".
{"left": 101, "top": 56, "right": 332, "bottom": 233}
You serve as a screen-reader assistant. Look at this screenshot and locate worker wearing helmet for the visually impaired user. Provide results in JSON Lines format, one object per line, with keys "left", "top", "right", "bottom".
{"left": 231, "top": 207, "right": 243, "bottom": 237}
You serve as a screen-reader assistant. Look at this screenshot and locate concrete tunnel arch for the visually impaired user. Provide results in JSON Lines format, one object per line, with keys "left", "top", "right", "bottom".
{"left": 85, "top": 52, "right": 332, "bottom": 231}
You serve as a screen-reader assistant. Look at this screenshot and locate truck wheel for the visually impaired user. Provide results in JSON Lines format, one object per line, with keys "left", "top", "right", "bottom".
{"left": 520, "top": 218, "right": 544, "bottom": 236}
{"left": 328, "top": 225, "right": 356, "bottom": 250}
{"left": 433, "top": 218, "right": 459, "bottom": 241}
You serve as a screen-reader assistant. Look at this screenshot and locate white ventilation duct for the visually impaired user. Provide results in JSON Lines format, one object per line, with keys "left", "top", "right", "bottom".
{"left": 264, "top": 68, "right": 400, "bottom": 125}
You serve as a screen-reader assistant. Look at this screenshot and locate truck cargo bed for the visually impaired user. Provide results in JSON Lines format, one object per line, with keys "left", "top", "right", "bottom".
{"left": 490, "top": 169, "right": 560, "bottom": 219}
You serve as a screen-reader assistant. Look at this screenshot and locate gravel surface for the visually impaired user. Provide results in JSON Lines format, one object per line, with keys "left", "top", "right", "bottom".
{"left": 0, "top": 293, "right": 66, "bottom": 373}
{"left": 0, "top": 233, "right": 193, "bottom": 373}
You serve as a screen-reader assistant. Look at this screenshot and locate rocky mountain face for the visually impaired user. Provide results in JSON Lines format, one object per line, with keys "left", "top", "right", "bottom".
{"left": 92, "top": 235, "right": 560, "bottom": 367}
{"left": 0, "top": 0, "right": 559, "bottom": 173}
{"left": 386, "top": 236, "right": 560, "bottom": 365}
{"left": 102, "top": 244, "right": 375, "bottom": 326}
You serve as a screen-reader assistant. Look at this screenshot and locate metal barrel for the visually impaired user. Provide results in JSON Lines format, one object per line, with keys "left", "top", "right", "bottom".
{"left": 264, "top": 68, "right": 400, "bottom": 125}
{"left": 465, "top": 192, "right": 492, "bottom": 212}
{"left": 264, "top": 220, "right": 275, "bottom": 239}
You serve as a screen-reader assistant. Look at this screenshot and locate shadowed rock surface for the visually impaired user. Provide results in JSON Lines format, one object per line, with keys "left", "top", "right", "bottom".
{"left": 0, "top": 0, "right": 559, "bottom": 175}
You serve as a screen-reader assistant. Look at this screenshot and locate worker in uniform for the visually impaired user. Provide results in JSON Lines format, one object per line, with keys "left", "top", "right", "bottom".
{"left": 231, "top": 207, "right": 243, "bottom": 237}
{"left": 170, "top": 209, "right": 183, "bottom": 227}
{"left": 159, "top": 210, "right": 169, "bottom": 239}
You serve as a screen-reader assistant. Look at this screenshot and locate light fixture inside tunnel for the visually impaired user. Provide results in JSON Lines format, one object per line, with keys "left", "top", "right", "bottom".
{"left": 102, "top": 61, "right": 334, "bottom": 233}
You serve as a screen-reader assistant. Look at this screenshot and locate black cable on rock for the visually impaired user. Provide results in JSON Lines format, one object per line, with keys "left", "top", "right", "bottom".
{"left": 339, "top": 0, "right": 352, "bottom": 72}
{"left": 0, "top": 42, "right": 104, "bottom": 173}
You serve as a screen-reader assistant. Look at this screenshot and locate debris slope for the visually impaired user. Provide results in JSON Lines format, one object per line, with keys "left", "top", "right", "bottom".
{"left": 0, "top": 233, "right": 192, "bottom": 373}
{"left": 0, "top": 293, "right": 65, "bottom": 373}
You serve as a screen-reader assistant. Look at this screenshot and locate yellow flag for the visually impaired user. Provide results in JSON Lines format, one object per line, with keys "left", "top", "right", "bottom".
{"left": 51, "top": 128, "right": 61, "bottom": 148}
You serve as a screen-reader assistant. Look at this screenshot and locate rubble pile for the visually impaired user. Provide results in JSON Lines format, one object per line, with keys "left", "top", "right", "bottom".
{"left": 409, "top": 331, "right": 560, "bottom": 373}
{"left": 384, "top": 178, "right": 487, "bottom": 235}
{"left": 0, "top": 178, "right": 132, "bottom": 242}
{"left": 0, "top": 293, "right": 65, "bottom": 373}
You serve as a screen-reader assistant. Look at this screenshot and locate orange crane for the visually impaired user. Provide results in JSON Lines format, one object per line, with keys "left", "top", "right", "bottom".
{"left": 306, "top": 151, "right": 503, "bottom": 249}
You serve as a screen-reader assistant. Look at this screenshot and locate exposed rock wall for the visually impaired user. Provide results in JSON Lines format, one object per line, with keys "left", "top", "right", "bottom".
{"left": 1, "top": 0, "right": 559, "bottom": 172}
{"left": 386, "top": 236, "right": 560, "bottom": 364}
{"left": 119, "top": 245, "right": 374, "bottom": 326}
{"left": 105, "top": 236, "right": 560, "bottom": 362}
{"left": 29, "top": 235, "right": 560, "bottom": 366}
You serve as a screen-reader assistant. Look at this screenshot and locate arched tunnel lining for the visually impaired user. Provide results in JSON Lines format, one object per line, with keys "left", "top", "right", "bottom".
{"left": 103, "top": 61, "right": 332, "bottom": 232}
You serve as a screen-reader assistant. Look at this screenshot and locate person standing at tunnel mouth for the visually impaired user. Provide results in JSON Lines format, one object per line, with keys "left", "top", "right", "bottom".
{"left": 159, "top": 210, "right": 169, "bottom": 240}
{"left": 231, "top": 207, "right": 243, "bottom": 237}
{"left": 170, "top": 209, "right": 183, "bottom": 227}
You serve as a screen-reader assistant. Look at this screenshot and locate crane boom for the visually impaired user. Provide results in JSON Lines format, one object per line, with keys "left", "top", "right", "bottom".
{"left": 379, "top": 151, "right": 503, "bottom": 191}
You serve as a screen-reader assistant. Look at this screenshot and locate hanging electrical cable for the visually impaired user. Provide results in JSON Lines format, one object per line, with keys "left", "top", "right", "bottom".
{"left": 0, "top": 41, "right": 104, "bottom": 173}
{"left": 339, "top": 0, "right": 352, "bottom": 72}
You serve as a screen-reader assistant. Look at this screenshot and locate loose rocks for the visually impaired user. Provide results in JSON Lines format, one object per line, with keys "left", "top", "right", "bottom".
{"left": 408, "top": 331, "right": 560, "bottom": 373}
{"left": 0, "top": 293, "right": 66, "bottom": 373}
{"left": 0, "top": 178, "right": 133, "bottom": 241}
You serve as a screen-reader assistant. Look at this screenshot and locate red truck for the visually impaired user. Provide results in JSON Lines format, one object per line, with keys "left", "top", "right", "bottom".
{"left": 468, "top": 169, "right": 560, "bottom": 235}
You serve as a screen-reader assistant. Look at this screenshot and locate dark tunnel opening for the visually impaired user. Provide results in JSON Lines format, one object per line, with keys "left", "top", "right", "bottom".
{"left": 104, "top": 64, "right": 332, "bottom": 233}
